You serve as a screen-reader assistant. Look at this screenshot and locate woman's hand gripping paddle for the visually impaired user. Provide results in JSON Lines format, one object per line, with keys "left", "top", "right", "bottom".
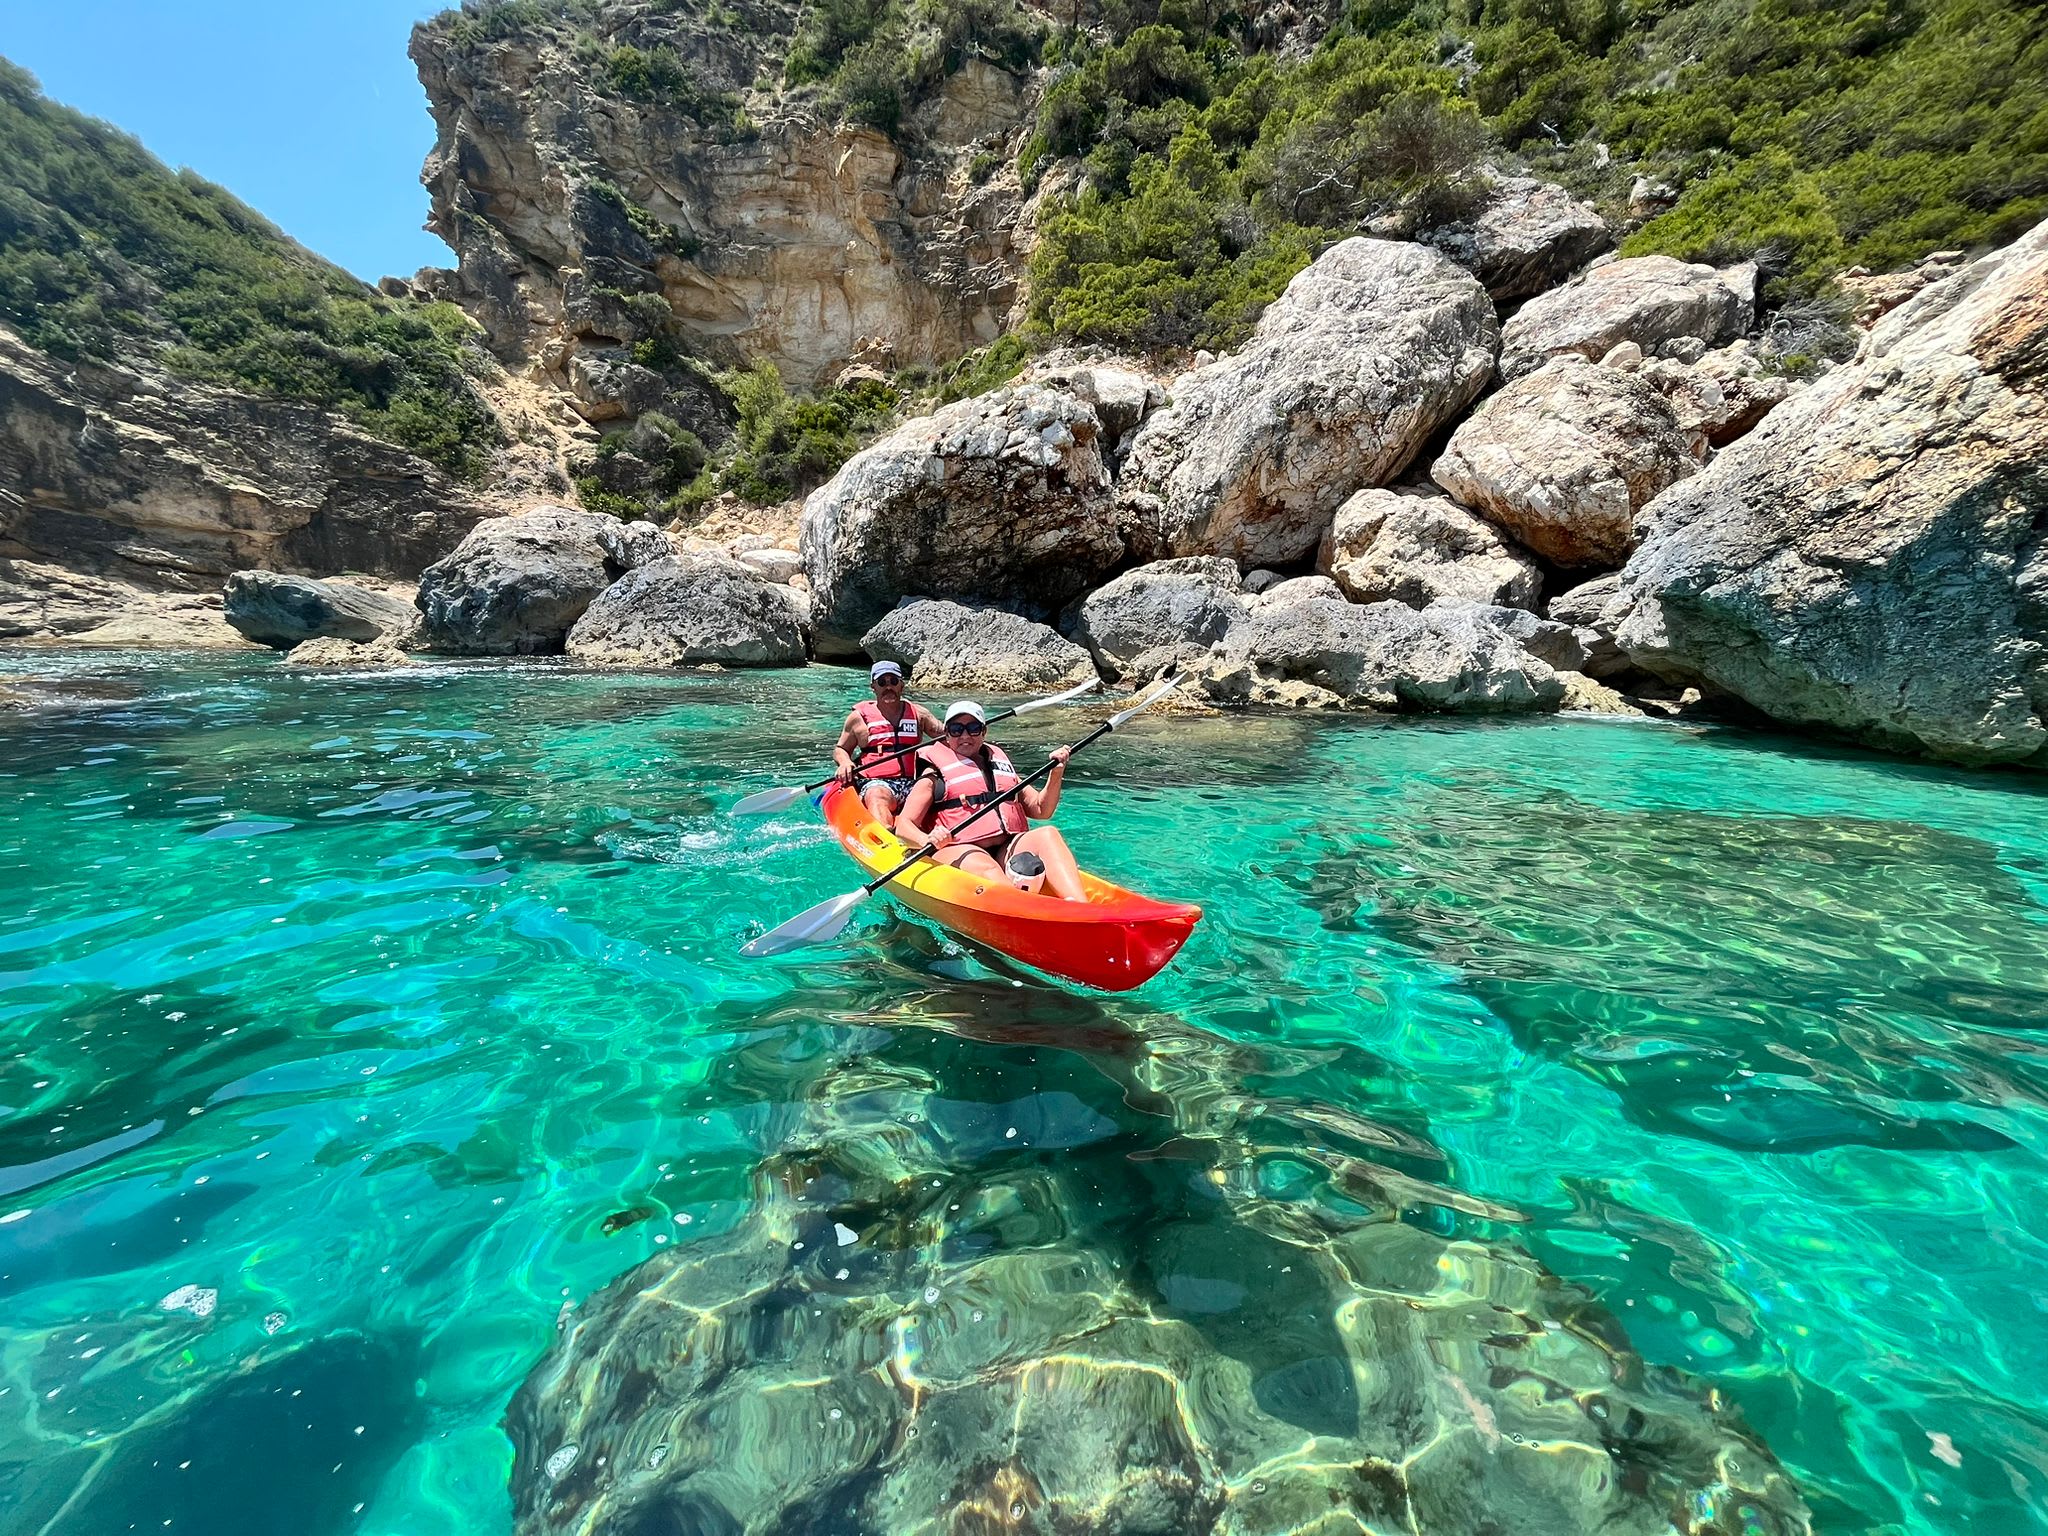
{"left": 727, "top": 676, "right": 1102, "bottom": 817}
{"left": 740, "top": 671, "right": 1185, "bottom": 957}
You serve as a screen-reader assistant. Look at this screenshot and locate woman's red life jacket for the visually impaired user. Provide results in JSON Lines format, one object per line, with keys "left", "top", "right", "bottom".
{"left": 853, "top": 698, "right": 922, "bottom": 777}
{"left": 925, "top": 742, "right": 1029, "bottom": 845}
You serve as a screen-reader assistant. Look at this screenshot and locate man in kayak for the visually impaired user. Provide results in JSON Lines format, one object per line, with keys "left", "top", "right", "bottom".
{"left": 896, "top": 701, "right": 1085, "bottom": 900}
{"left": 832, "top": 660, "right": 944, "bottom": 832}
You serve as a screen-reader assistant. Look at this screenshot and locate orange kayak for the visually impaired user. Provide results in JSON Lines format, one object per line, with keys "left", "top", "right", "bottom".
{"left": 818, "top": 784, "right": 1202, "bottom": 991}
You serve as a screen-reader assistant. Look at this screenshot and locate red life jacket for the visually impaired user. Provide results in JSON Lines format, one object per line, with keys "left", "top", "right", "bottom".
{"left": 925, "top": 742, "right": 1029, "bottom": 846}
{"left": 853, "top": 698, "right": 922, "bottom": 777}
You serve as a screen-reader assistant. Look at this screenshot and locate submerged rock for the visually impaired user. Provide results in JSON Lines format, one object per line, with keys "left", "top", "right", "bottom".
{"left": 565, "top": 554, "right": 808, "bottom": 667}
{"left": 1500, "top": 255, "right": 1752, "bottom": 380}
{"left": 1432, "top": 356, "right": 1698, "bottom": 570}
{"left": 1617, "top": 218, "right": 2048, "bottom": 765}
{"left": 1119, "top": 238, "right": 1499, "bottom": 568}
{"left": 1320, "top": 486, "right": 1543, "bottom": 610}
{"left": 506, "top": 1037, "right": 1809, "bottom": 1536}
{"left": 223, "top": 570, "right": 418, "bottom": 649}
{"left": 862, "top": 598, "right": 1097, "bottom": 693}
{"left": 1071, "top": 558, "right": 1248, "bottom": 681}
{"left": 799, "top": 385, "right": 1120, "bottom": 653}
{"left": 415, "top": 508, "right": 670, "bottom": 655}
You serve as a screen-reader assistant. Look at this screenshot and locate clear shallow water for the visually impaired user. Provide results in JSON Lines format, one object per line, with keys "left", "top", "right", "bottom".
{"left": 0, "top": 649, "right": 2043, "bottom": 1534}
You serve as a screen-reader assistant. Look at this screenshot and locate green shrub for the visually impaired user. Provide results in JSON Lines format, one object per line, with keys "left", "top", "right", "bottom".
{"left": 712, "top": 360, "right": 899, "bottom": 504}
{"left": 0, "top": 62, "right": 500, "bottom": 478}
{"left": 1623, "top": 148, "right": 1846, "bottom": 296}
{"left": 601, "top": 43, "right": 740, "bottom": 121}
{"left": 930, "top": 333, "right": 1032, "bottom": 402}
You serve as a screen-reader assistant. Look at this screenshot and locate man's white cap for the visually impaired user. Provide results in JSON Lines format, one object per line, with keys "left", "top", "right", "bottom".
{"left": 942, "top": 700, "right": 986, "bottom": 725}
{"left": 869, "top": 659, "right": 904, "bottom": 679}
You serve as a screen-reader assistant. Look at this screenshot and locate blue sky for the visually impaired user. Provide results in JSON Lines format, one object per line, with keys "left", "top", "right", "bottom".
{"left": 6, "top": 1, "right": 457, "bottom": 282}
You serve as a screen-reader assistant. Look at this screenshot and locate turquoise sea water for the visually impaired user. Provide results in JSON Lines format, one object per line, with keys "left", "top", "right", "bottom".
{"left": 1, "top": 649, "right": 2044, "bottom": 1534}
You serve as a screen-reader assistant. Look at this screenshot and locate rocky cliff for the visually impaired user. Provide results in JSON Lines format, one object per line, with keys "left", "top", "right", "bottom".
{"left": 410, "top": 0, "right": 1034, "bottom": 420}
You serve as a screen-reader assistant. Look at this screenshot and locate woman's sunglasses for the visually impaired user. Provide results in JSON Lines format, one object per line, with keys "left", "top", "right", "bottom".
{"left": 945, "top": 721, "right": 986, "bottom": 737}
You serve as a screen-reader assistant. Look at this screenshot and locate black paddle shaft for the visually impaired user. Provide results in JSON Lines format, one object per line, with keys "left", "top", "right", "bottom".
{"left": 859, "top": 717, "right": 1118, "bottom": 897}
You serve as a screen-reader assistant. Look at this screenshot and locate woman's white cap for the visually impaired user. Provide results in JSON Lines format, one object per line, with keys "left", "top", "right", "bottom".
{"left": 943, "top": 700, "right": 986, "bottom": 725}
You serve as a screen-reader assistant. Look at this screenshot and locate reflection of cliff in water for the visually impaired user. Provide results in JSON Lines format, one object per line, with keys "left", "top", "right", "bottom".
{"left": 508, "top": 949, "right": 1809, "bottom": 1535}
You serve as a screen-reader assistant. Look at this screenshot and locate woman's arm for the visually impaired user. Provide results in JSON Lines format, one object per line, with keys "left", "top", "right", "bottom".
{"left": 1019, "top": 747, "right": 1070, "bottom": 819}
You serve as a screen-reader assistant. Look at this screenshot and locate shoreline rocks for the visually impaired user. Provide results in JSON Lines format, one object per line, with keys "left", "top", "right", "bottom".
{"left": 1616, "top": 218, "right": 2048, "bottom": 766}
{"left": 1071, "top": 558, "right": 1248, "bottom": 681}
{"left": 861, "top": 599, "right": 1096, "bottom": 693}
{"left": 1320, "top": 487, "right": 1543, "bottom": 611}
{"left": 565, "top": 554, "right": 809, "bottom": 668}
{"left": 1500, "top": 255, "right": 1753, "bottom": 380}
{"left": 1432, "top": 356, "right": 1698, "bottom": 569}
{"left": 1119, "top": 238, "right": 1499, "bottom": 568}
{"left": 799, "top": 384, "right": 1120, "bottom": 654}
{"left": 416, "top": 507, "right": 670, "bottom": 655}
{"left": 224, "top": 571, "right": 419, "bottom": 649}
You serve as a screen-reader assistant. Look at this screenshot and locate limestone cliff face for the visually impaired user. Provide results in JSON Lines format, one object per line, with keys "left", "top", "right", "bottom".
{"left": 0, "top": 326, "right": 491, "bottom": 641}
{"left": 410, "top": 4, "right": 1032, "bottom": 401}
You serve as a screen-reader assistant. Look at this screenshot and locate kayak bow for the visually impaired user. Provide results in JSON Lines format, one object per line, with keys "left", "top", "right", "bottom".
{"left": 817, "top": 783, "right": 1201, "bottom": 991}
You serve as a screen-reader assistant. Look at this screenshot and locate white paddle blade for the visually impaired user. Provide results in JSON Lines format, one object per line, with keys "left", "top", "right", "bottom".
{"left": 1011, "top": 676, "right": 1102, "bottom": 715}
{"left": 740, "top": 889, "right": 871, "bottom": 957}
{"left": 1110, "top": 670, "right": 1186, "bottom": 728}
{"left": 730, "top": 784, "right": 808, "bottom": 816}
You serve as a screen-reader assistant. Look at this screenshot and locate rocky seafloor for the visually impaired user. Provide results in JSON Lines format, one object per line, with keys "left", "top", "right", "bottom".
{"left": 507, "top": 1017, "right": 1809, "bottom": 1536}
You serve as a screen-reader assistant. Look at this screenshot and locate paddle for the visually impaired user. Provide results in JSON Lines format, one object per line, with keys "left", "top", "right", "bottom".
{"left": 727, "top": 675, "right": 1103, "bottom": 817}
{"left": 740, "top": 670, "right": 1186, "bottom": 957}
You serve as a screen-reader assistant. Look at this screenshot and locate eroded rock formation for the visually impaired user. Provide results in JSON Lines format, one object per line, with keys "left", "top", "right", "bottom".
{"left": 565, "top": 552, "right": 809, "bottom": 666}
{"left": 416, "top": 506, "right": 671, "bottom": 654}
{"left": 1499, "top": 255, "right": 1754, "bottom": 380}
{"left": 0, "top": 326, "right": 489, "bottom": 642}
{"left": 1119, "top": 239, "right": 1499, "bottom": 568}
{"left": 1320, "top": 486, "right": 1543, "bottom": 611}
{"left": 1617, "top": 218, "right": 2048, "bottom": 766}
{"left": 861, "top": 598, "right": 1096, "bottom": 693}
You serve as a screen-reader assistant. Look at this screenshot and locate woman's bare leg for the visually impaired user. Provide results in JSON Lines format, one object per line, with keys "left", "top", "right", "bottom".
{"left": 933, "top": 844, "right": 1005, "bottom": 880}
{"left": 1013, "top": 827, "right": 1085, "bottom": 901}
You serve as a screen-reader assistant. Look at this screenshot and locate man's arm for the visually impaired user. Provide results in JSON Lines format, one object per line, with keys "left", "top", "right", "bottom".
{"left": 832, "top": 712, "right": 866, "bottom": 785}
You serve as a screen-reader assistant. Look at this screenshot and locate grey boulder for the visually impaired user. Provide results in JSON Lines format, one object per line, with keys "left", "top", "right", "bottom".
{"left": 1201, "top": 596, "right": 1563, "bottom": 712}
{"left": 862, "top": 598, "right": 1098, "bottom": 694}
{"left": 283, "top": 636, "right": 415, "bottom": 668}
{"left": 416, "top": 508, "right": 669, "bottom": 655}
{"left": 1425, "top": 176, "right": 1611, "bottom": 301}
{"left": 799, "top": 385, "right": 1120, "bottom": 653}
{"left": 1500, "top": 255, "right": 1754, "bottom": 380}
{"left": 1432, "top": 356, "right": 1698, "bottom": 569}
{"left": 1320, "top": 487, "right": 1542, "bottom": 611}
{"left": 565, "top": 554, "right": 809, "bottom": 667}
{"left": 222, "top": 571, "right": 418, "bottom": 649}
{"left": 1071, "top": 557, "right": 1247, "bottom": 681}
{"left": 1119, "top": 238, "right": 1499, "bottom": 568}
{"left": 1617, "top": 218, "right": 2048, "bottom": 765}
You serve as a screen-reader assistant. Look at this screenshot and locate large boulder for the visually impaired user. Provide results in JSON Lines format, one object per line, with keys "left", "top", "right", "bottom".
{"left": 1500, "top": 255, "right": 1753, "bottom": 380}
{"left": 1202, "top": 596, "right": 1564, "bottom": 712}
{"left": 1020, "top": 352, "right": 1165, "bottom": 450}
{"left": 222, "top": 571, "right": 418, "bottom": 649}
{"left": 1320, "top": 487, "right": 1543, "bottom": 610}
{"left": 1638, "top": 343, "right": 1794, "bottom": 449}
{"left": 1119, "top": 238, "right": 1499, "bottom": 568}
{"left": 416, "top": 508, "right": 670, "bottom": 655}
{"left": 1425, "top": 176, "right": 1611, "bottom": 302}
{"left": 799, "top": 385, "right": 1120, "bottom": 653}
{"left": 861, "top": 599, "right": 1098, "bottom": 694}
{"left": 283, "top": 636, "right": 415, "bottom": 668}
{"left": 1616, "top": 220, "right": 2048, "bottom": 766}
{"left": 1432, "top": 356, "right": 1699, "bottom": 569}
{"left": 1071, "top": 557, "right": 1248, "bottom": 680}
{"left": 1548, "top": 572, "right": 1633, "bottom": 679}
{"left": 565, "top": 554, "right": 808, "bottom": 667}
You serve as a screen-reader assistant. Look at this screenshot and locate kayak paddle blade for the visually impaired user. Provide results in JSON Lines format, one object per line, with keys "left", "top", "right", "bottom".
{"left": 730, "top": 784, "right": 807, "bottom": 816}
{"left": 1011, "top": 676, "right": 1102, "bottom": 715}
{"left": 1110, "top": 669, "right": 1186, "bottom": 728}
{"left": 740, "top": 889, "right": 870, "bottom": 956}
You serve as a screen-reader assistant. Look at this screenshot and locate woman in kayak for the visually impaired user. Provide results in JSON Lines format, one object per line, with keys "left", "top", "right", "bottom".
{"left": 896, "top": 700, "right": 1086, "bottom": 900}
{"left": 832, "top": 660, "right": 943, "bottom": 832}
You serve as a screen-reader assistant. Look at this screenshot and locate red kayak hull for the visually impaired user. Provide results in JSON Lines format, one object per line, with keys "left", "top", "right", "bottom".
{"left": 819, "top": 785, "right": 1201, "bottom": 991}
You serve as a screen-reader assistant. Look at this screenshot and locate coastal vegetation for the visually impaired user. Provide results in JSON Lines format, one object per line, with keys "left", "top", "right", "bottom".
{"left": 0, "top": 61, "right": 502, "bottom": 478}
{"left": 1022, "top": 0, "right": 2047, "bottom": 353}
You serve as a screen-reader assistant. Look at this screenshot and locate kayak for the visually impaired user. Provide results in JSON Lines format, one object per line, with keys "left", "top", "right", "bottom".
{"left": 817, "top": 783, "right": 1202, "bottom": 991}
